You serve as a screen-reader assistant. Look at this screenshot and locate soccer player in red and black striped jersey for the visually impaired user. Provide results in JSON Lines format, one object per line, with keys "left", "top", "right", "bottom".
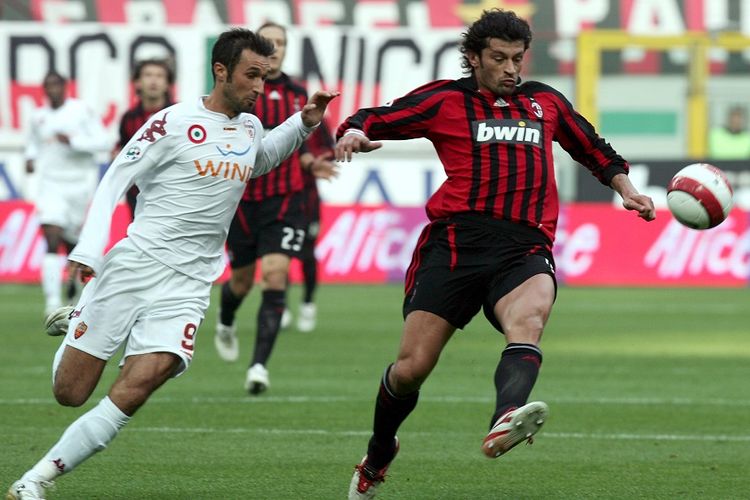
{"left": 290, "top": 118, "right": 335, "bottom": 332}
{"left": 215, "top": 22, "right": 337, "bottom": 394}
{"left": 116, "top": 59, "right": 174, "bottom": 218}
{"left": 338, "top": 9, "right": 655, "bottom": 499}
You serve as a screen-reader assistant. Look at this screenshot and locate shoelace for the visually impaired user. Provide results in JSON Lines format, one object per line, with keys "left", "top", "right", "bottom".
{"left": 357, "top": 465, "right": 387, "bottom": 493}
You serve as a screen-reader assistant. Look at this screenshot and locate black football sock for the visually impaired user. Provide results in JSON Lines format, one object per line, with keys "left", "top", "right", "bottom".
{"left": 490, "top": 343, "right": 542, "bottom": 428}
{"left": 250, "top": 290, "right": 285, "bottom": 366}
{"left": 365, "top": 365, "right": 418, "bottom": 473}
{"left": 219, "top": 281, "right": 244, "bottom": 327}
{"left": 301, "top": 255, "right": 317, "bottom": 304}
{"left": 65, "top": 277, "right": 78, "bottom": 302}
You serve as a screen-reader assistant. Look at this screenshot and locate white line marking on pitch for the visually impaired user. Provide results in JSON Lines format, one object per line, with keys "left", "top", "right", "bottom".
{"left": 2, "top": 395, "right": 750, "bottom": 407}
{"left": 127, "top": 426, "right": 750, "bottom": 443}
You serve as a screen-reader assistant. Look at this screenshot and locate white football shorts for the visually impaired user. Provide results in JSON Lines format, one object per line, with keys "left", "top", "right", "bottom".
{"left": 57, "top": 238, "right": 211, "bottom": 377}
{"left": 35, "top": 175, "right": 96, "bottom": 242}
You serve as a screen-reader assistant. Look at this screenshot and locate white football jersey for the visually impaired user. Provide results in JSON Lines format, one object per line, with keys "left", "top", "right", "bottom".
{"left": 24, "top": 98, "right": 111, "bottom": 181}
{"left": 69, "top": 97, "right": 316, "bottom": 282}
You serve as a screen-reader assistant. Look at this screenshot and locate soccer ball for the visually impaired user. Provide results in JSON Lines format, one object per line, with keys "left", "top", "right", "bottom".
{"left": 666, "top": 163, "right": 733, "bottom": 230}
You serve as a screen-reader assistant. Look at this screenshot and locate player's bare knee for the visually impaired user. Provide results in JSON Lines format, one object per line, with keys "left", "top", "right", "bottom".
{"left": 506, "top": 315, "right": 545, "bottom": 344}
{"left": 53, "top": 382, "right": 89, "bottom": 407}
{"left": 262, "top": 268, "right": 288, "bottom": 290}
{"left": 232, "top": 279, "right": 252, "bottom": 296}
{"left": 390, "top": 361, "right": 426, "bottom": 393}
{"left": 108, "top": 385, "right": 150, "bottom": 415}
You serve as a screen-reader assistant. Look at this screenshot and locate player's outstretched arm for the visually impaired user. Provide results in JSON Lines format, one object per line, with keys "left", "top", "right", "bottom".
{"left": 301, "top": 91, "right": 340, "bottom": 128}
{"left": 611, "top": 173, "right": 656, "bottom": 221}
{"left": 67, "top": 261, "right": 95, "bottom": 284}
{"left": 334, "top": 129, "right": 383, "bottom": 162}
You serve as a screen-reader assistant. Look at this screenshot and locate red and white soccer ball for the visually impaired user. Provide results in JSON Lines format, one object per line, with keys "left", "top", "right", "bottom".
{"left": 666, "top": 163, "right": 733, "bottom": 230}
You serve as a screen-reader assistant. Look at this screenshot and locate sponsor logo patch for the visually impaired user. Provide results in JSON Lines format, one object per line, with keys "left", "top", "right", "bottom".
{"left": 188, "top": 124, "right": 207, "bottom": 144}
{"left": 124, "top": 145, "right": 142, "bottom": 161}
{"left": 74, "top": 321, "right": 88, "bottom": 339}
{"left": 472, "top": 119, "right": 542, "bottom": 147}
{"left": 216, "top": 143, "right": 252, "bottom": 157}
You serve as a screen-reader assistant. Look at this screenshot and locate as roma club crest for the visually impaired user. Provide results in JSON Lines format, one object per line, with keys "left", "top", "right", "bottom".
{"left": 243, "top": 119, "right": 256, "bottom": 144}
{"left": 74, "top": 321, "right": 88, "bottom": 339}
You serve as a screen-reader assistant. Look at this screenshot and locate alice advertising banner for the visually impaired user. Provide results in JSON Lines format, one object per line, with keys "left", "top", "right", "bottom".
{"left": 1, "top": 200, "right": 747, "bottom": 286}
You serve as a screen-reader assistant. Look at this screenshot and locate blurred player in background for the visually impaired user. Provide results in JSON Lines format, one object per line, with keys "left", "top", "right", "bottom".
{"left": 7, "top": 28, "right": 337, "bottom": 500}
{"left": 281, "top": 118, "right": 335, "bottom": 332}
{"left": 213, "top": 22, "right": 337, "bottom": 395}
{"left": 116, "top": 58, "right": 174, "bottom": 218}
{"left": 25, "top": 71, "right": 111, "bottom": 317}
{"left": 335, "top": 9, "right": 655, "bottom": 499}
{"left": 709, "top": 105, "right": 750, "bottom": 159}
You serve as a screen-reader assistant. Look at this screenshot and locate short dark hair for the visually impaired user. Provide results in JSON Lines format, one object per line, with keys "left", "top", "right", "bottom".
{"left": 43, "top": 70, "right": 66, "bottom": 85}
{"left": 460, "top": 9, "right": 533, "bottom": 74}
{"left": 132, "top": 58, "right": 175, "bottom": 84}
{"left": 211, "top": 28, "right": 275, "bottom": 83}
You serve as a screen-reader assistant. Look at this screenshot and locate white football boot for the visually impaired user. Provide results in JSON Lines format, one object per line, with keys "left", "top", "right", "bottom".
{"left": 44, "top": 305, "right": 75, "bottom": 337}
{"left": 348, "top": 438, "right": 399, "bottom": 500}
{"left": 280, "top": 308, "right": 292, "bottom": 329}
{"left": 482, "top": 401, "right": 548, "bottom": 458}
{"left": 7, "top": 478, "right": 54, "bottom": 500}
{"left": 214, "top": 322, "right": 239, "bottom": 362}
{"left": 245, "top": 363, "right": 270, "bottom": 395}
{"left": 296, "top": 303, "right": 317, "bottom": 332}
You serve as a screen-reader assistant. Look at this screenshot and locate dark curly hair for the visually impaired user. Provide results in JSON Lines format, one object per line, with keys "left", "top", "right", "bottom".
{"left": 211, "top": 28, "right": 275, "bottom": 83}
{"left": 460, "top": 9, "right": 532, "bottom": 74}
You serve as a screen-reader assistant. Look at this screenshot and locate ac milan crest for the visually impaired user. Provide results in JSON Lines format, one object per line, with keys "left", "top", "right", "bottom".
{"left": 530, "top": 99, "right": 544, "bottom": 118}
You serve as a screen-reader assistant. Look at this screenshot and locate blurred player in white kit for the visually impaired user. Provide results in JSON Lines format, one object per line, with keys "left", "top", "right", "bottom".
{"left": 24, "top": 71, "right": 110, "bottom": 316}
{"left": 7, "top": 28, "right": 338, "bottom": 500}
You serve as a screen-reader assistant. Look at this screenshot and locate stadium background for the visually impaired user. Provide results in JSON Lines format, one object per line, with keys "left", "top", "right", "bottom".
{"left": 0, "top": 0, "right": 748, "bottom": 286}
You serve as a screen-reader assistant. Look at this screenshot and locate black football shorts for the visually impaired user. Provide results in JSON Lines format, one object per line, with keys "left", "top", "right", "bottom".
{"left": 226, "top": 191, "right": 307, "bottom": 268}
{"left": 403, "top": 213, "right": 557, "bottom": 333}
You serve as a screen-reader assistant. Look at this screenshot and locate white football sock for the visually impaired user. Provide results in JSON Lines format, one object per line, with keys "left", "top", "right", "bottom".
{"left": 41, "top": 253, "right": 64, "bottom": 312}
{"left": 24, "top": 397, "right": 130, "bottom": 482}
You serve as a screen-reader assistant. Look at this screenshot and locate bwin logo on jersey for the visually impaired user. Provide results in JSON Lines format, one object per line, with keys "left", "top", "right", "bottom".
{"left": 473, "top": 119, "right": 542, "bottom": 147}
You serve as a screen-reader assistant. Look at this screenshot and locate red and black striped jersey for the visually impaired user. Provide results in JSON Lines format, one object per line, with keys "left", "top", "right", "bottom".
{"left": 336, "top": 77, "right": 629, "bottom": 243}
{"left": 118, "top": 101, "right": 172, "bottom": 148}
{"left": 243, "top": 73, "right": 308, "bottom": 201}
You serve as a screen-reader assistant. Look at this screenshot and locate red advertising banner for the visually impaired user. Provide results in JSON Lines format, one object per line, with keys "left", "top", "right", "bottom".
{"left": 556, "top": 203, "right": 749, "bottom": 287}
{"left": 1, "top": 201, "right": 748, "bottom": 286}
{"left": 0, "top": 200, "right": 130, "bottom": 283}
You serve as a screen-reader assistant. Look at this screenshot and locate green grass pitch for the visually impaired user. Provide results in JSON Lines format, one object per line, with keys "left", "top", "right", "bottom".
{"left": 1, "top": 283, "right": 749, "bottom": 499}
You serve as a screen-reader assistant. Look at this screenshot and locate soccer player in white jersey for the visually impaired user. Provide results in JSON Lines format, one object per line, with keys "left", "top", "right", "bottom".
{"left": 7, "top": 28, "right": 338, "bottom": 500}
{"left": 24, "top": 71, "right": 111, "bottom": 316}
